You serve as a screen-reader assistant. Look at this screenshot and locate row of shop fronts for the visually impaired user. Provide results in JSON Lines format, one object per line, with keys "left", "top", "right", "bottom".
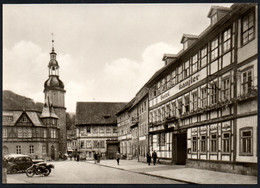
{"left": 116, "top": 4, "right": 257, "bottom": 175}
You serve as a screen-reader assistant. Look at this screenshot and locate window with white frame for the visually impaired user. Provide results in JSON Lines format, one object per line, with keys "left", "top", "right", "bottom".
{"left": 29, "top": 145, "right": 34, "bottom": 154}
{"left": 100, "top": 140, "right": 105, "bottom": 148}
{"left": 222, "top": 77, "right": 230, "bottom": 100}
{"left": 87, "top": 126, "right": 91, "bottom": 133}
{"left": 3, "top": 128, "right": 7, "bottom": 138}
{"left": 86, "top": 141, "right": 92, "bottom": 149}
{"left": 157, "top": 108, "right": 161, "bottom": 122}
{"left": 200, "top": 135, "right": 207, "bottom": 152}
{"left": 211, "top": 13, "right": 218, "bottom": 25}
{"left": 43, "top": 129, "right": 47, "bottom": 138}
{"left": 184, "top": 95, "right": 190, "bottom": 112}
{"left": 171, "top": 101, "right": 176, "bottom": 117}
{"left": 210, "top": 82, "right": 218, "bottom": 104}
{"left": 241, "top": 68, "right": 253, "bottom": 95}
{"left": 3, "top": 116, "right": 13, "bottom": 122}
{"left": 242, "top": 11, "right": 255, "bottom": 45}
{"left": 192, "top": 91, "right": 198, "bottom": 110}
{"left": 154, "top": 111, "right": 157, "bottom": 122}
{"left": 240, "top": 127, "right": 253, "bottom": 155}
{"left": 211, "top": 38, "right": 219, "bottom": 61}
{"left": 222, "top": 132, "right": 230, "bottom": 153}
{"left": 192, "top": 54, "right": 198, "bottom": 74}
{"left": 183, "top": 60, "right": 190, "bottom": 79}
{"left": 201, "top": 88, "right": 208, "bottom": 107}
{"left": 161, "top": 106, "right": 165, "bottom": 121}
{"left": 177, "top": 66, "right": 183, "bottom": 82}
{"left": 166, "top": 104, "right": 170, "bottom": 118}
{"left": 166, "top": 74, "right": 171, "bottom": 89}
{"left": 192, "top": 136, "right": 197, "bottom": 152}
{"left": 16, "top": 145, "right": 21, "bottom": 154}
{"left": 42, "top": 145, "right": 46, "bottom": 154}
{"left": 178, "top": 98, "right": 183, "bottom": 115}
{"left": 210, "top": 133, "right": 218, "bottom": 153}
{"left": 223, "top": 28, "right": 231, "bottom": 53}
{"left": 171, "top": 70, "right": 176, "bottom": 86}
{"left": 201, "top": 46, "right": 208, "bottom": 67}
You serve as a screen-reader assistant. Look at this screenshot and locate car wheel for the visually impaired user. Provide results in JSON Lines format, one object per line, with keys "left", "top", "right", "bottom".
{"left": 11, "top": 168, "right": 18, "bottom": 174}
{"left": 43, "top": 168, "right": 50, "bottom": 176}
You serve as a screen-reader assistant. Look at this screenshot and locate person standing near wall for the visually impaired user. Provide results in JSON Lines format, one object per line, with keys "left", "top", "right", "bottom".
{"left": 147, "top": 152, "right": 151, "bottom": 166}
{"left": 152, "top": 151, "right": 157, "bottom": 165}
{"left": 116, "top": 151, "right": 121, "bottom": 165}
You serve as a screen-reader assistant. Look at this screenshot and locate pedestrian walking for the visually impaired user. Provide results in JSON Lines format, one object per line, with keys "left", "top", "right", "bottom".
{"left": 97, "top": 152, "right": 101, "bottom": 163}
{"left": 152, "top": 150, "right": 157, "bottom": 165}
{"left": 93, "top": 152, "right": 98, "bottom": 164}
{"left": 146, "top": 152, "right": 151, "bottom": 166}
{"left": 76, "top": 152, "right": 80, "bottom": 162}
{"left": 116, "top": 151, "right": 121, "bottom": 165}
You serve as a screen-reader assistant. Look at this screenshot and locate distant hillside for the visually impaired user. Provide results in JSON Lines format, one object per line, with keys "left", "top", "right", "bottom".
{"left": 3, "top": 90, "right": 43, "bottom": 111}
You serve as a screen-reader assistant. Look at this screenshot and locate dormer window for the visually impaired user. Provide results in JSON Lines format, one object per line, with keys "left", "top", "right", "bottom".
{"left": 183, "top": 41, "right": 188, "bottom": 50}
{"left": 211, "top": 13, "right": 218, "bottom": 25}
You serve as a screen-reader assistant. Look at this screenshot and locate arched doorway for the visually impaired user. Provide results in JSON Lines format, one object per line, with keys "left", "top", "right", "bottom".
{"left": 51, "top": 145, "right": 55, "bottom": 160}
{"left": 3, "top": 146, "right": 9, "bottom": 156}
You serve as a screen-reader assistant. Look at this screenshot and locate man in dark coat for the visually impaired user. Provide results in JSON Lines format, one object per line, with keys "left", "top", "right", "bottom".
{"left": 147, "top": 152, "right": 151, "bottom": 165}
{"left": 93, "top": 152, "right": 98, "bottom": 164}
{"left": 152, "top": 150, "right": 157, "bottom": 165}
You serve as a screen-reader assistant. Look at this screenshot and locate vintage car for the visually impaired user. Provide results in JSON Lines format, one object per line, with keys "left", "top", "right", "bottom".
{"left": 4, "top": 154, "right": 44, "bottom": 174}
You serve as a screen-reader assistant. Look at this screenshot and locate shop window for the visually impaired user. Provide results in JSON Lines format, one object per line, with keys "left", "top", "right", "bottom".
{"left": 222, "top": 132, "right": 230, "bottom": 153}
{"left": 210, "top": 134, "right": 218, "bottom": 153}
{"left": 29, "top": 145, "right": 34, "bottom": 154}
{"left": 16, "top": 145, "right": 21, "bottom": 154}
{"left": 210, "top": 82, "right": 218, "bottom": 104}
{"left": 178, "top": 99, "right": 183, "bottom": 115}
{"left": 184, "top": 95, "right": 190, "bottom": 112}
{"left": 192, "top": 54, "right": 198, "bottom": 74}
{"left": 192, "top": 136, "right": 197, "bottom": 152}
{"left": 201, "top": 88, "right": 208, "bottom": 107}
{"left": 192, "top": 91, "right": 198, "bottom": 110}
{"left": 223, "top": 28, "right": 231, "bottom": 53}
{"left": 241, "top": 68, "right": 253, "bottom": 95}
{"left": 201, "top": 46, "right": 208, "bottom": 68}
{"left": 222, "top": 78, "right": 230, "bottom": 100}
{"left": 240, "top": 127, "right": 253, "bottom": 156}
{"left": 183, "top": 60, "right": 190, "bottom": 79}
{"left": 177, "top": 66, "right": 183, "bottom": 82}
{"left": 158, "top": 133, "right": 166, "bottom": 146}
{"left": 211, "top": 38, "right": 219, "bottom": 61}
{"left": 242, "top": 11, "right": 255, "bottom": 45}
{"left": 200, "top": 135, "right": 207, "bottom": 152}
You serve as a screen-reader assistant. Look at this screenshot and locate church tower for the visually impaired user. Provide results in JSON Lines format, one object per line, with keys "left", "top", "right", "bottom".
{"left": 44, "top": 37, "right": 67, "bottom": 156}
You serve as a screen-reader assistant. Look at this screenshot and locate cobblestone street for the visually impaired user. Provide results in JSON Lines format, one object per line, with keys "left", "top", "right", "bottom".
{"left": 6, "top": 160, "right": 185, "bottom": 184}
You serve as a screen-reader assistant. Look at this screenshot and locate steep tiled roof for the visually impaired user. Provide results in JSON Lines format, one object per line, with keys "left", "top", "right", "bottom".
{"left": 75, "top": 102, "right": 127, "bottom": 125}
{"left": 3, "top": 110, "right": 44, "bottom": 127}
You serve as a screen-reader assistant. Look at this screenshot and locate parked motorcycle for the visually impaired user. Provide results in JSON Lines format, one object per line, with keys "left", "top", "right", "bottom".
{"left": 26, "top": 162, "right": 54, "bottom": 177}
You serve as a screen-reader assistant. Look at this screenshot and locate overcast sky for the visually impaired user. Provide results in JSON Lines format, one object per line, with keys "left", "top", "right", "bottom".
{"left": 3, "top": 3, "right": 233, "bottom": 113}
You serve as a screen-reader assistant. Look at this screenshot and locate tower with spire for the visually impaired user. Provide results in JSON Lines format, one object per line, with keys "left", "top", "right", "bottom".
{"left": 42, "top": 35, "right": 67, "bottom": 158}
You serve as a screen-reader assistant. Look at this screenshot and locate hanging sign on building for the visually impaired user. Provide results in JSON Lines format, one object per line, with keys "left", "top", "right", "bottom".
{"left": 150, "top": 67, "right": 206, "bottom": 107}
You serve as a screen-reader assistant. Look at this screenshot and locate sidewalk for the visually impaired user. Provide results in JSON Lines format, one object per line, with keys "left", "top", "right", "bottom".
{"left": 6, "top": 177, "right": 28, "bottom": 184}
{"left": 86, "top": 159, "right": 257, "bottom": 184}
